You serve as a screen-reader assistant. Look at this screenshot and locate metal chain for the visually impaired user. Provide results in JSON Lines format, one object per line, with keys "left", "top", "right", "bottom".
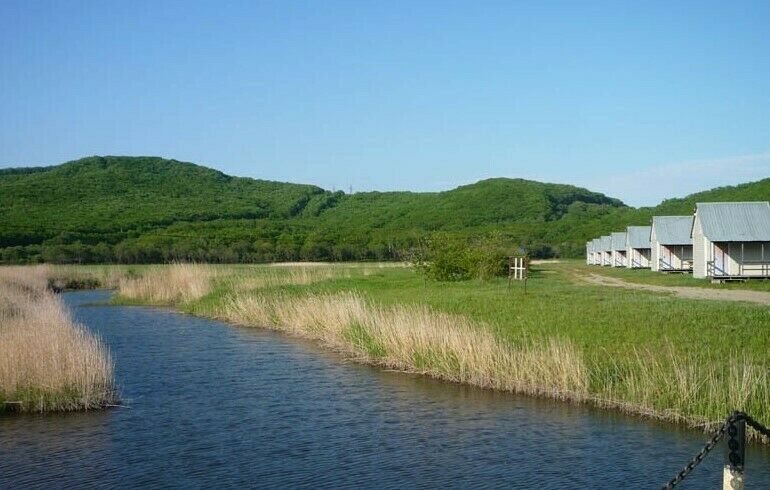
{"left": 661, "top": 418, "right": 728, "bottom": 489}
{"left": 743, "top": 413, "right": 770, "bottom": 440}
{"left": 662, "top": 411, "right": 770, "bottom": 489}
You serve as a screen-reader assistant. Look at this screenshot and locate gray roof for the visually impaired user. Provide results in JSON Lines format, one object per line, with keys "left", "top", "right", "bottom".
{"left": 627, "top": 226, "right": 652, "bottom": 249}
{"left": 651, "top": 216, "right": 693, "bottom": 245}
{"left": 586, "top": 241, "right": 592, "bottom": 253}
{"left": 600, "top": 235, "right": 613, "bottom": 252}
{"left": 695, "top": 202, "right": 770, "bottom": 241}
{"left": 611, "top": 232, "right": 626, "bottom": 250}
{"left": 588, "top": 238, "right": 598, "bottom": 253}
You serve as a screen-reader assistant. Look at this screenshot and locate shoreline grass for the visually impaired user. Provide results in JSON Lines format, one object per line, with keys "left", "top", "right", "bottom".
{"left": 43, "top": 262, "right": 770, "bottom": 440}
{"left": 0, "top": 266, "right": 117, "bottom": 413}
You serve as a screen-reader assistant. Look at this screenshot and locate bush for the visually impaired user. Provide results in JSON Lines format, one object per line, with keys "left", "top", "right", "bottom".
{"left": 413, "top": 234, "right": 513, "bottom": 281}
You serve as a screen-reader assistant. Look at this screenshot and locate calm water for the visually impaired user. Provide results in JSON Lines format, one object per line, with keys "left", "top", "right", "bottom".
{"left": 2, "top": 291, "right": 769, "bottom": 488}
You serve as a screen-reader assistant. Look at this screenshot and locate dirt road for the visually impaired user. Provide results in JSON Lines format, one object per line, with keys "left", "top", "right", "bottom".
{"left": 581, "top": 273, "right": 770, "bottom": 306}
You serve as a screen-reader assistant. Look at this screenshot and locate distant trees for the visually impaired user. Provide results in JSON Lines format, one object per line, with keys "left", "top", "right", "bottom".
{"left": 0, "top": 228, "right": 579, "bottom": 265}
{"left": 5, "top": 154, "right": 762, "bottom": 265}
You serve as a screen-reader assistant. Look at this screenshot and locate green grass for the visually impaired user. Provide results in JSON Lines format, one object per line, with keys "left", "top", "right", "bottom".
{"left": 267, "top": 264, "right": 770, "bottom": 362}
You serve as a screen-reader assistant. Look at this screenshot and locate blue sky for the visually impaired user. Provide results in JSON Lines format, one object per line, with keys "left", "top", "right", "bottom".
{"left": 1, "top": 1, "right": 768, "bottom": 206}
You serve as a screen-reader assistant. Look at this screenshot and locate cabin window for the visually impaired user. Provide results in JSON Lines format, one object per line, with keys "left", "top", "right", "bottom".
{"left": 742, "top": 242, "right": 770, "bottom": 262}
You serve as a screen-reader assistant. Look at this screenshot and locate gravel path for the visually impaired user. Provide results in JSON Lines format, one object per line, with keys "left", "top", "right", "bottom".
{"left": 581, "top": 273, "right": 770, "bottom": 306}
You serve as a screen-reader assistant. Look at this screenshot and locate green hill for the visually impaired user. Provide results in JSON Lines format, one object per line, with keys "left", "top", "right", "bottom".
{"left": 0, "top": 156, "right": 324, "bottom": 236}
{"left": 0, "top": 155, "right": 767, "bottom": 264}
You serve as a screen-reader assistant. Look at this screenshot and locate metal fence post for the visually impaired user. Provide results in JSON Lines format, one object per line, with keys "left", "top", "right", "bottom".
{"left": 723, "top": 415, "right": 746, "bottom": 490}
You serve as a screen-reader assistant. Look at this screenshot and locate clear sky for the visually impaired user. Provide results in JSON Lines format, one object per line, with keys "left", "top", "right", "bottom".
{"left": 1, "top": 1, "right": 769, "bottom": 206}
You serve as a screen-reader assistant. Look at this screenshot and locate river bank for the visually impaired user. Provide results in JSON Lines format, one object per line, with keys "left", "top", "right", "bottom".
{"left": 36, "top": 262, "right": 770, "bottom": 439}
{"left": 0, "top": 266, "right": 117, "bottom": 413}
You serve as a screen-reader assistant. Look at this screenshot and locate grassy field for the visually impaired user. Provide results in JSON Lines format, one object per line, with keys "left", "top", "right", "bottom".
{"left": 0, "top": 266, "right": 117, "bottom": 413}
{"left": 42, "top": 261, "right": 770, "bottom": 437}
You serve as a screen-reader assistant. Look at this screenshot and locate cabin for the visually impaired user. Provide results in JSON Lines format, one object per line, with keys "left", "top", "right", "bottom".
{"left": 691, "top": 202, "right": 770, "bottom": 280}
{"left": 600, "top": 235, "right": 613, "bottom": 266}
{"left": 626, "top": 226, "right": 652, "bottom": 268}
{"left": 610, "top": 232, "right": 627, "bottom": 267}
{"left": 650, "top": 216, "right": 693, "bottom": 272}
{"left": 586, "top": 241, "right": 593, "bottom": 265}
{"left": 593, "top": 238, "right": 602, "bottom": 265}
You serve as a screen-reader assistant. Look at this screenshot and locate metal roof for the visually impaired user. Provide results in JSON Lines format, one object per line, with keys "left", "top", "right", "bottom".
{"left": 627, "top": 226, "right": 652, "bottom": 249}
{"left": 600, "top": 235, "right": 613, "bottom": 252}
{"left": 695, "top": 202, "right": 770, "bottom": 241}
{"left": 611, "top": 232, "right": 626, "bottom": 250}
{"left": 588, "top": 238, "right": 598, "bottom": 253}
{"left": 651, "top": 216, "right": 693, "bottom": 245}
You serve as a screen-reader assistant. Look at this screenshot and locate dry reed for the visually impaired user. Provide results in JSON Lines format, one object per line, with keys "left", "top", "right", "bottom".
{"left": 118, "top": 263, "right": 215, "bottom": 304}
{"left": 0, "top": 266, "right": 116, "bottom": 413}
{"left": 217, "top": 291, "right": 590, "bottom": 399}
{"left": 231, "top": 266, "right": 355, "bottom": 291}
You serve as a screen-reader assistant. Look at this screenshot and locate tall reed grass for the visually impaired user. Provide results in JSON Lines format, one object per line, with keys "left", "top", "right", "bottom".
{"left": 118, "top": 263, "right": 214, "bottom": 304}
{"left": 231, "top": 266, "right": 356, "bottom": 291}
{"left": 596, "top": 347, "right": 770, "bottom": 427}
{"left": 0, "top": 266, "right": 116, "bottom": 413}
{"left": 116, "top": 263, "right": 378, "bottom": 301}
{"left": 217, "top": 291, "right": 590, "bottom": 399}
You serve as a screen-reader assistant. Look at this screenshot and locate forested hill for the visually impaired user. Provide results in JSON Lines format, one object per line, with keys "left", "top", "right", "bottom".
{"left": 0, "top": 156, "right": 766, "bottom": 264}
{"left": 0, "top": 156, "right": 326, "bottom": 235}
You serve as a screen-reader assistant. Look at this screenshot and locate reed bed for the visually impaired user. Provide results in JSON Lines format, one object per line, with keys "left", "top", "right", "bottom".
{"left": 218, "top": 291, "right": 590, "bottom": 399}
{"left": 596, "top": 348, "right": 770, "bottom": 428}
{"left": 47, "top": 265, "right": 126, "bottom": 290}
{"left": 0, "top": 266, "right": 116, "bottom": 413}
{"left": 231, "top": 266, "right": 357, "bottom": 291}
{"left": 118, "top": 263, "right": 215, "bottom": 304}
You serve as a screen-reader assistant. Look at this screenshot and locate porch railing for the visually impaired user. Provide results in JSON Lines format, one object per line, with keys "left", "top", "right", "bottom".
{"left": 739, "top": 261, "right": 770, "bottom": 276}
{"left": 708, "top": 260, "right": 770, "bottom": 277}
{"left": 660, "top": 258, "right": 693, "bottom": 271}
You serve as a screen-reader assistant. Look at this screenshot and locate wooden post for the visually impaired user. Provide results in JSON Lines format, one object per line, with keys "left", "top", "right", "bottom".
{"left": 508, "top": 256, "right": 528, "bottom": 288}
{"left": 723, "top": 417, "right": 746, "bottom": 490}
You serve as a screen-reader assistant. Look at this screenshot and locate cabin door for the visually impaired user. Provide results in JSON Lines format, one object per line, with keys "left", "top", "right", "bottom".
{"left": 714, "top": 243, "right": 726, "bottom": 275}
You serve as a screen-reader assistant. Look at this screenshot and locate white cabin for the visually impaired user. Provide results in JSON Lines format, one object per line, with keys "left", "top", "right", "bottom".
{"left": 650, "top": 216, "right": 693, "bottom": 272}
{"left": 593, "top": 238, "right": 602, "bottom": 265}
{"left": 626, "top": 225, "right": 652, "bottom": 268}
{"left": 691, "top": 202, "right": 770, "bottom": 280}
{"left": 600, "top": 235, "right": 613, "bottom": 266}
{"left": 610, "top": 232, "right": 627, "bottom": 267}
{"left": 591, "top": 238, "right": 602, "bottom": 265}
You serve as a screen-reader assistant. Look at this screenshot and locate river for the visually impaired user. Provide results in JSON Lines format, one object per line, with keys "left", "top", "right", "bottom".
{"left": 2, "top": 290, "right": 769, "bottom": 488}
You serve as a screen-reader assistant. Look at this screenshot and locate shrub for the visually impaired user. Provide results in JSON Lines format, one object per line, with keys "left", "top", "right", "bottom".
{"left": 413, "top": 234, "right": 513, "bottom": 281}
